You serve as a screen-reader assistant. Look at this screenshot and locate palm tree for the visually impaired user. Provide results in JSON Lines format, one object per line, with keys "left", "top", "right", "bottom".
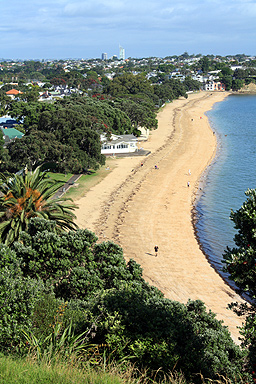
{"left": 0, "top": 166, "right": 78, "bottom": 245}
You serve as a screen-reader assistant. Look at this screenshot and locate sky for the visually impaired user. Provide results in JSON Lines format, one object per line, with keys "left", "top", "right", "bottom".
{"left": 0, "top": 0, "right": 256, "bottom": 60}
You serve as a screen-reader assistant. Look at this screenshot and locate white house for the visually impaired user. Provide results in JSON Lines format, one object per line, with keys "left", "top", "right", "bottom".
{"left": 101, "top": 134, "right": 138, "bottom": 155}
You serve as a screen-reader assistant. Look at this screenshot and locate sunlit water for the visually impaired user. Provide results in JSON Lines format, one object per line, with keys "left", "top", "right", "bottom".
{"left": 195, "top": 94, "right": 256, "bottom": 282}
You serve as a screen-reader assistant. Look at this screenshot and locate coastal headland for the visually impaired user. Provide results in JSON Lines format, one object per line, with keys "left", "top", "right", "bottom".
{"left": 75, "top": 91, "right": 245, "bottom": 342}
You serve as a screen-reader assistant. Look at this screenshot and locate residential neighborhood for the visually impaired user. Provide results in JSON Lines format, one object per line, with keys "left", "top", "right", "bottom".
{"left": 1, "top": 53, "right": 256, "bottom": 100}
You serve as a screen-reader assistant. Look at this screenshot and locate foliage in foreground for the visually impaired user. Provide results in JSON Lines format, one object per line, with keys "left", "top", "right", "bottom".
{"left": 0, "top": 218, "right": 250, "bottom": 382}
{"left": 0, "top": 166, "right": 77, "bottom": 245}
{"left": 223, "top": 188, "right": 256, "bottom": 377}
{"left": 67, "top": 291, "right": 246, "bottom": 382}
{"left": 0, "top": 355, "right": 125, "bottom": 384}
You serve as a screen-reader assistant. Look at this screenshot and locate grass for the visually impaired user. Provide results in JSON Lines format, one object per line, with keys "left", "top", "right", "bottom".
{"left": 0, "top": 355, "right": 189, "bottom": 384}
{"left": 0, "top": 354, "right": 242, "bottom": 384}
{"left": 48, "top": 158, "right": 119, "bottom": 201}
{"left": 47, "top": 173, "right": 73, "bottom": 182}
{"left": 0, "top": 355, "right": 124, "bottom": 384}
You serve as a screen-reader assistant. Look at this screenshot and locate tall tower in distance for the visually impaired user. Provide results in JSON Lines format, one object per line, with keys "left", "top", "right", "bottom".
{"left": 119, "top": 45, "right": 125, "bottom": 60}
{"left": 101, "top": 53, "right": 107, "bottom": 61}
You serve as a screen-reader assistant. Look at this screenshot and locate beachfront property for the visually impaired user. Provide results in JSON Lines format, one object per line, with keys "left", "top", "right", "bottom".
{"left": 204, "top": 81, "right": 226, "bottom": 91}
{"left": 100, "top": 133, "right": 138, "bottom": 155}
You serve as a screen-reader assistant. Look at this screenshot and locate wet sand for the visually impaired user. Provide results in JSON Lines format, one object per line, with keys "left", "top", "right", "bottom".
{"left": 75, "top": 91, "right": 245, "bottom": 342}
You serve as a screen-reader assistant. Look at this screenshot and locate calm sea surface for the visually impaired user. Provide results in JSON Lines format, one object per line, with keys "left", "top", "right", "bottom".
{"left": 195, "top": 94, "right": 256, "bottom": 281}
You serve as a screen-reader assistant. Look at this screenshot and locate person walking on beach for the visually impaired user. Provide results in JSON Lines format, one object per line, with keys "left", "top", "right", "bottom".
{"left": 154, "top": 245, "right": 159, "bottom": 257}
{"left": 187, "top": 181, "right": 190, "bottom": 187}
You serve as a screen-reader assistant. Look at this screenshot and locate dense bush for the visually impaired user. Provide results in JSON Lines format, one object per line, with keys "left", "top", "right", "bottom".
{"left": 67, "top": 287, "right": 246, "bottom": 382}
{"left": 223, "top": 188, "right": 256, "bottom": 376}
{"left": 0, "top": 245, "right": 44, "bottom": 352}
{"left": 0, "top": 218, "right": 250, "bottom": 381}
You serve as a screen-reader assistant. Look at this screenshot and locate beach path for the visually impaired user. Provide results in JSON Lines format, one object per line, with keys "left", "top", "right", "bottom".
{"left": 75, "top": 91, "right": 245, "bottom": 342}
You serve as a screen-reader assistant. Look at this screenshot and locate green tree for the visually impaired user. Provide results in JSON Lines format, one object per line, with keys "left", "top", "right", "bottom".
{"left": 19, "top": 86, "right": 40, "bottom": 102}
{"left": 0, "top": 91, "right": 11, "bottom": 116}
{"left": 219, "top": 67, "right": 233, "bottom": 91}
{"left": 0, "top": 244, "right": 44, "bottom": 352}
{"left": 8, "top": 101, "right": 55, "bottom": 129}
{"left": 112, "top": 98, "right": 158, "bottom": 130}
{"left": 0, "top": 129, "right": 5, "bottom": 157}
{"left": 0, "top": 166, "right": 77, "bottom": 245}
{"left": 223, "top": 188, "right": 256, "bottom": 375}
{"left": 6, "top": 130, "right": 78, "bottom": 173}
{"left": 199, "top": 56, "right": 210, "bottom": 73}
{"left": 232, "top": 78, "right": 244, "bottom": 91}
{"left": 105, "top": 73, "right": 154, "bottom": 99}
{"left": 12, "top": 218, "right": 147, "bottom": 300}
{"left": 70, "top": 287, "right": 246, "bottom": 382}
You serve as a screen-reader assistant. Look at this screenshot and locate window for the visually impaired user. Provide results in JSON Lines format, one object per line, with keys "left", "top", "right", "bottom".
{"left": 117, "top": 144, "right": 128, "bottom": 149}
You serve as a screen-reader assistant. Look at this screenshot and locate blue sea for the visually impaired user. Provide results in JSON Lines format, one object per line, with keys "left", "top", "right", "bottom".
{"left": 195, "top": 94, "right": 256, "bottom": 282}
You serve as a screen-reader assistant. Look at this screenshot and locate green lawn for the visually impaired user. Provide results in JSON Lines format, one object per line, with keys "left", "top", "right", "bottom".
{"left": 48, "top": 158, "right": 118, "bottom": 201}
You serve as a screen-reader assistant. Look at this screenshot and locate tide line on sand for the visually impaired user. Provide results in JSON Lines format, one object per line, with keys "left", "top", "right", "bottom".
{"left": 75, "top": 91, "right": 245, "bottom": 342}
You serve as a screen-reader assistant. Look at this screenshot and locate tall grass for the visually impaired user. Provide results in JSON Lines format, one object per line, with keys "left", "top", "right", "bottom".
{"left": 0, "top": 355, "right": 124, "bottom": 384}
{"left": 0, "top": 354, "right": 244, "bottom": 384}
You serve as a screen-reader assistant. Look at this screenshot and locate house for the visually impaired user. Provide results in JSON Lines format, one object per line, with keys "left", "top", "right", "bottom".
{"left": 204, "top": 81, "right": 226, "bottom": 91}
{"left": 5, "top": 89, "right": 23, "bottom": 99}
{"left": 0, "top": 127, "right": 24, "bottom": 144}
{"left": 39, "top": 90, "right": 53, "bottom": 101}
{"left": 101, "top": 134, "right": 138, "bottom": 155}
{"left": 0, "top": 117, "right": 24, "bottom": 144}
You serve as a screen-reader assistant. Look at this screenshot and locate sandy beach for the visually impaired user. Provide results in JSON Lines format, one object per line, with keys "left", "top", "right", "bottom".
{"left": 75, "top": 91, "right": 245, "bottom": 342}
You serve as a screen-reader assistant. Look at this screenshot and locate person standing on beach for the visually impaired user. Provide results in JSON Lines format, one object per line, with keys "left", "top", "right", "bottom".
{"left": 154, "top": 245, "right": 159, "bottom": 257}
{"left": 187, "top": 181, "right": 190, "bottom": 187}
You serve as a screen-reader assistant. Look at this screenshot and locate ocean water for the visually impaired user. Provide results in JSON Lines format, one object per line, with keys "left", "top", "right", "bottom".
{"left": 195, "top": 94, "right": 256, "bottom": 282}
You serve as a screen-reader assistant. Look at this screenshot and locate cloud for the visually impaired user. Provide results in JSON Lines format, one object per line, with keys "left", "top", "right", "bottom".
{"left": 0, "top": 0, "right": 255, "bottom": 58}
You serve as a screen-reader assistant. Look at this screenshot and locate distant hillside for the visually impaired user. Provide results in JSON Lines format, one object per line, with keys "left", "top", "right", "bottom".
{"left": 235, "top": 82, "right": 256, "bottom": 94}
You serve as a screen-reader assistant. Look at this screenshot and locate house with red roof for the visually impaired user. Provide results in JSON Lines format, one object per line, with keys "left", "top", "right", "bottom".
{"left": 5, "top": 89, "right": 23, "bottom": 99}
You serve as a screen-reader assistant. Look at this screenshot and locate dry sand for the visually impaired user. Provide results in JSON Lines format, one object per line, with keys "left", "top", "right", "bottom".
{"left": 75, "top": 91, "right": 245, "bottom": 342}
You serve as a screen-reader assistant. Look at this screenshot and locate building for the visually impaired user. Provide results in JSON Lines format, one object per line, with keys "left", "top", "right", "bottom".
{"left": 0, "top": 117, "right": 24, "bottom": 144}
{"left": 204, "top": 81, "right": 226, "bottom": 91}
{"left": 5, "top": 89, "right": 23, "bottom": 100}
{"left": 101, "top": 53, "right": 107, "bottom": 61}
{"left": 119, "top": 45, "right": 125, "bottom": 60}
{"left": 101, "top": 134, "right": 138, "bottom": 155}
{"left": 0, "top": 127, "right": 24, "bottom": 144}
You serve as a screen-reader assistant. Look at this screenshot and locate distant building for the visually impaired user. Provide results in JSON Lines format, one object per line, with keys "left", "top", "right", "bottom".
{"left": 101, "top": 53, "right": 107, "bottom": 61}
{"left": 0, "top": 117, "right": 24, "bottom": 144}
{"left": 119, "top": 45, "right": 125, "bottom": 60}
{"left": 1, "top": 127, "right": 24, "bottom": 144}
{"left": 204, "top": 81, "right": 226, "bottom": 91}
{"left": 5, "top": 88, "right": 23, "bottom": 100}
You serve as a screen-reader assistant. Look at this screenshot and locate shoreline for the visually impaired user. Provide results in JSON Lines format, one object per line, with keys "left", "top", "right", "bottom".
{"left": 74, "top": 91, "right": 245, "bottom": 342}
{"left": 191, "top": 95, "right": 230, "bottom": 277}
